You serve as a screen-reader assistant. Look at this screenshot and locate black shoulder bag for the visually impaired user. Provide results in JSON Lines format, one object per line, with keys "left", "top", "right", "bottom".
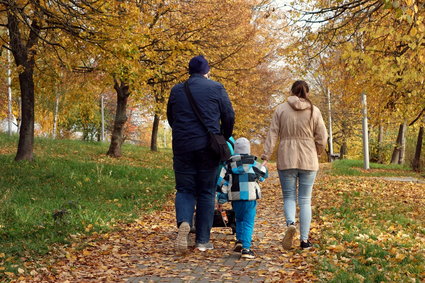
{"left": 183, "top": 81, "right": 231, "bottom": 162}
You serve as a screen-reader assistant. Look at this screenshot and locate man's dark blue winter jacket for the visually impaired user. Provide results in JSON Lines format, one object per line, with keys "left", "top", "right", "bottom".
{"left": 167, "top": 74, "right": 235, "bottom": 153}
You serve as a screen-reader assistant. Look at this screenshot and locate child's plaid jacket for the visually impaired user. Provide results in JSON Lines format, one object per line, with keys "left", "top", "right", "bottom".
{"left": 217, "top": 154, "right": 268, "bottom": 201}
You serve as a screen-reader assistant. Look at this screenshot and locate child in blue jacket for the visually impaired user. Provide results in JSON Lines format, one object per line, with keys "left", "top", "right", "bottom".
{"left": 217, "top": 137, "right": 268, "bottom": 258}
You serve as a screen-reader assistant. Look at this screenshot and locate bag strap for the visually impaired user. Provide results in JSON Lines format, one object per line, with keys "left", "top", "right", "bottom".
{"left": 184, "top": 81, "right": 211, "bottom": 133}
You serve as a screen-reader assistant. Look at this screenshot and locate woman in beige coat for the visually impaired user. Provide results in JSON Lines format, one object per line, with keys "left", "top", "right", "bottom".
{"left": 262, "top": 80, "right": 328, "bottom": 250}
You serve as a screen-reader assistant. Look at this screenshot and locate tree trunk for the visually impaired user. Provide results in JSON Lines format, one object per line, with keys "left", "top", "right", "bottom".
{"left": 412, "top": 126, "right": 423, "bottom": 171}
{"left": 398, "top": 121, "right": 407, "bottom": 164}
{"left": 163, "top": 124, "right": 167, "bottom": 148}
{"left": 340, "top": 142, "right": 347, "bottom": 159}
{"left": 377, "top": 123, "right": 384, "bottom": 163}
{"left": 151, "top": 87, "right": 166, "bottom": 152}
{"left": 8, "top": 13, "right": 40, "bottom": 161}
{"left": 150, "top": 113, "right": 160, "bottom": 151}
{"left": 15, "top": 69, "right": 35, "bottom": 161}
{"left": 107, "top": 80, "right": 130, "bottom": 157}
{"left": 340, "top": 120, "right": 348, "bottom": 159}
{"left": 378, "top": 124, "right": 384, "bottom": 143}
{"left": 100, "top": 94, "right": 105, "bottom": 142}
{"left": 96, "top": 96, "right": 101, "bottom": 142}
{"left": 390, "top": 124, "right": 404, "bottom": 164}
{"left": 52, "top": 92, "right": 60, "bottom": 139}
{"left": 17, "top": 97, "right": 21, "bottom": 132}
{"left": 7, "top": 44, "right": 13, "bottom": 136}
{"left": 327, "top": 140, "right": 331, "bottom": 162}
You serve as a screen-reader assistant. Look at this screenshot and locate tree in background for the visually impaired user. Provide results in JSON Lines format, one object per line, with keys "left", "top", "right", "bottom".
{"left": 0, "top": 0, "right": 111, "bottom": 160}
{"left": 284, "top": 0, "right": 425, "bottom": 167}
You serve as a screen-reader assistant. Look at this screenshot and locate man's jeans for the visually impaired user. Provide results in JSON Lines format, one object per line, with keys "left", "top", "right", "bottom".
{"left": 278, "top": 169, "right": 317, "bottom": 241}
{"left": 173, "top": 148, "right": 219, "bottom": 244}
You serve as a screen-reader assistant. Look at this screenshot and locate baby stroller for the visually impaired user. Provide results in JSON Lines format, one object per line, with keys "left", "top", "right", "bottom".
{"left": 191, "top": 137, "right": 237, "bottom": 234}
{"left": 213, "top": 205, "right": 236, "bottom": 234}
{"left": 191, "top": 194, "right": 236, "bottom": 235}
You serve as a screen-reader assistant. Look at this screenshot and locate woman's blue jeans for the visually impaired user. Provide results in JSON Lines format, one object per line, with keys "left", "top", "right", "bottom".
{"left": 278, "top": 169, "right": 317, "bottom": 241}
{"left": 173, "top": 148, "right": 219, "bottom": 244}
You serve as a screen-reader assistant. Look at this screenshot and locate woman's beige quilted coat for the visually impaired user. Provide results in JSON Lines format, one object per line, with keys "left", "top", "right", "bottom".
{"left": 262, "top": 96, "right": 328, "bottom": 171}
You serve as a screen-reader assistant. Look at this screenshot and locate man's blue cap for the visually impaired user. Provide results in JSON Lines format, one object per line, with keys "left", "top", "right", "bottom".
{"left": 188, "top": 55, "right": 210, "bottom": 75}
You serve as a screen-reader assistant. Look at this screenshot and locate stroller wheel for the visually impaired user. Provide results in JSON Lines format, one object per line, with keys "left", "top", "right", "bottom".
{"left": 231, "top": 224, "right": 236, "bottom": 235}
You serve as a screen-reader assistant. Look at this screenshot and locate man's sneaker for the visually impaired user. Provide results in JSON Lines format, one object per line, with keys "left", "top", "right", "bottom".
{"left": 233, "top": 240, "right": 243, "bottom": 252}
{"left": 282, "top": 224, "right": 296, "bottom": 250}
{"left": 176, "top": 222, "right": 190, "bottom": 251}
{"left": 300, "top": 240, "right": 313, "bottom": 249}
{"left": 241, "top": 248, "right": 255, "bottom": 259}
{"left": 195, "top": 242, "right": 214, "bottom": 251}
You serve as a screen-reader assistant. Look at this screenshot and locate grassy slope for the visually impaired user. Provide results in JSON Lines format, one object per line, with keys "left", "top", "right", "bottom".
{"left": 0, "top": 134, "right": 174, "bottom": 274}
{"left": 330, "top": 159, "right": 424, "bottom": 177}
{"left": 2, "top": 134, "right": 424, "bottom": 281}
{"left": 312, "top": 160, "right": 425, "bottom": 282}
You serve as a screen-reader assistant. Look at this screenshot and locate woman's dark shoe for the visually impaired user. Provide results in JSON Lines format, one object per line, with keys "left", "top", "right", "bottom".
{"left": 300, "top": 240, "right": 313, "bottom": 249}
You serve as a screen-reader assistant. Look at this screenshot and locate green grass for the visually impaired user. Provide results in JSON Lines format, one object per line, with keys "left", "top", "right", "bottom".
{"left": 330, "top": 159, "right": 423, "bottom": 177}
{"left": 0, "top": 133, "right": 174, "bottom": 277}
{"left": 316, "top": 178, "right": 425, "bottom": 282}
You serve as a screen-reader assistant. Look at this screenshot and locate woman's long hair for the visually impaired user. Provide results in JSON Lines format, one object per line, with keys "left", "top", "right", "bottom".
{"left": 291, "top": 80, "right": 313, "bottom": 119}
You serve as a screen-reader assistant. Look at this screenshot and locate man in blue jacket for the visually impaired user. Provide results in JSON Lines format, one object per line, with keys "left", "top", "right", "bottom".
{"left": 167, "top": 55, "right": 235, "bottom": 252}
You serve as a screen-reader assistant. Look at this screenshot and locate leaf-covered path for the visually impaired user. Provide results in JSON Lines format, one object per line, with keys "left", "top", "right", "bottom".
{"left": 23, "top": 164, "right": 319, "bottom": 282}
{"left": 19, "top": 163, "right": 425, "bottom": 282}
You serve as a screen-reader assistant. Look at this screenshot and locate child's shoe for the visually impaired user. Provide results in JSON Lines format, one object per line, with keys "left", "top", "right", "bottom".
{"left": 233, "top": 240, "right": 243, "bottom": 252}
{"left": 282, "top": 224, "right": 296, "bottom": 250}
{"left": 241, "top": 248, "right": 255, "bottom": 259}
{"left": 300, "top": 240, "right": 313, "bottom": 249}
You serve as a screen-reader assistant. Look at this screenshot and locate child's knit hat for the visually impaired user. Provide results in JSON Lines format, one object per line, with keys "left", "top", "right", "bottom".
{"left": 234, "top": 137, "right": 251, "bottom": 155}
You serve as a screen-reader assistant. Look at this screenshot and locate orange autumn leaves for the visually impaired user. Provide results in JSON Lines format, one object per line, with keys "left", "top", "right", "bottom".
{"left": 4, "top": 164, "right": 424, "bottom": 282}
